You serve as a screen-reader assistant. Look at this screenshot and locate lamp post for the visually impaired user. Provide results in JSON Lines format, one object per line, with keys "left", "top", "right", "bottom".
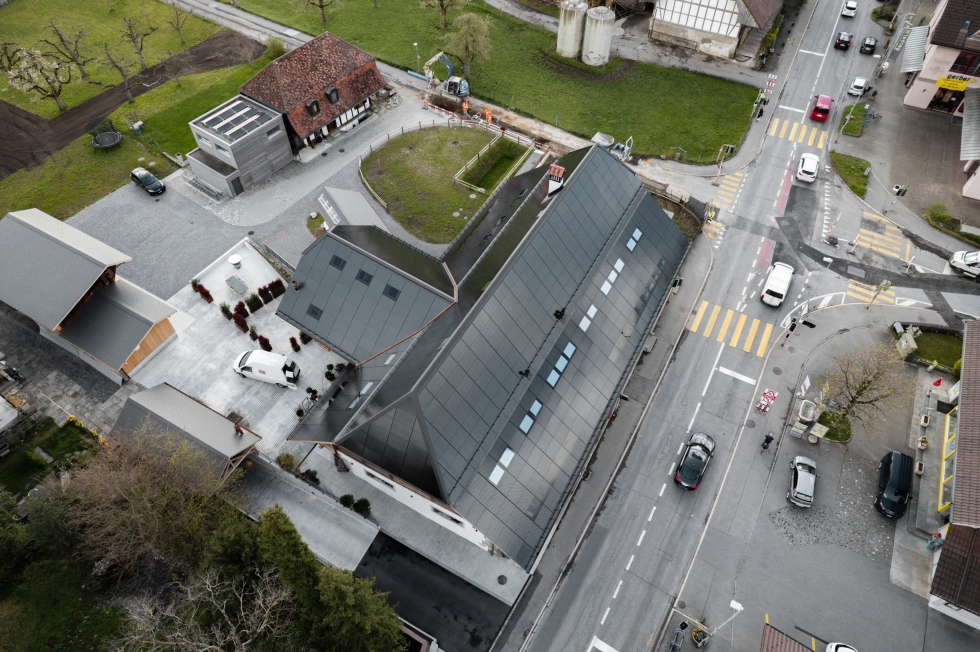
{"left": 698, "top": 600, "right": 744, "bottom": 647}
{"left": 413, "top": 42, "right": 420, "bottom": 72}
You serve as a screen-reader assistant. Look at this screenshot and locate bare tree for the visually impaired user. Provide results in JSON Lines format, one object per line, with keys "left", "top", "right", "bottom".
{"left": 114, "top": 567, "right": 298, "bottom": 652}
{"left": 420, "top": 0, "right": 468, "bottom": 29}
{"left": 100, "top": 42, "right": 139, "bottom": 102}
{"left": 42, "top": 22, "right": 94, "bottom": 79}
{"left": 299, "top": 0, "right": 337, "bottom": 24}
{"left": 160, "top": 49, "right": 189, "bottom": 87}
{"left": 120, "top": 15, "right": 158, "bottom": 72}
{"left": 819, "top": 342, "right": 916, "bottom": 435}
{"left": 167, "top": 1, "right": 194, "bottom": 45}
{"left": 66, "top": 422, "right": 242, "bottom": 574}
{"left": 443, "top": 13, "right": 490, "bottom": 79}
{"left": 3, "top": 47, "right": 74, "bottom": 112}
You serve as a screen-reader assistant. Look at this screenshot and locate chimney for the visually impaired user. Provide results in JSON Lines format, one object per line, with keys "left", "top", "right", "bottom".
{"left": 956, "top": 20, "right": 970, "bottom": 47}
{"left": 547, "top": 164, "right": 566, "bottom": 195}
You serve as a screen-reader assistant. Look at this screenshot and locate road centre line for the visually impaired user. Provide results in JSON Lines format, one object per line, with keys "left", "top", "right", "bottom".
{"left": 677, "top": 442, "right": 684, "bottom": 455}
{"left": 626, "top": 555, "right": 634, "bottom": 570}
{"left": 687, "top": 403, "right": 701, "bottom": 432}
{"left": 745, "top": 273, "right": 753, "bottom": 282}
{"left": 648, "top": 506, "right": 656, "bottom": 521}
{"left": 777, "top": 105, "right": 806, "bottom": 113}
{"left": 659, "top": 483, "right": 666, "bottom": 497}
{"left": 601, "top": 607, "right": 610, "bottom": 625}
{"left": 799, "top": 49, "right": 825, "bottom": 56}
{"left": 637, "top": 530, "right": 646, "bottom": 546}
{"left": 701, "top": 342, "right": 725, "bottom": 396}
{"left": 718, "top": 367, "right": 757, "bottom": 385}
{"left": 669, "top": 462, "right": 676, "bottom": 476}
{"left": 613, "top": 580, "right": 622, "bottom": 598}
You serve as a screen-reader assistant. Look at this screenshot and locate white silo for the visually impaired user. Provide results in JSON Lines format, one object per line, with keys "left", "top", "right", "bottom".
{"left": 556, "top": 1, "right": 588, "bottom": 59}
{"left": 582, "top": 6, "right": 615, "bottom": 67}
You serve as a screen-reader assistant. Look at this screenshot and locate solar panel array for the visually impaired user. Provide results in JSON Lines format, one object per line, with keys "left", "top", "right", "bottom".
{"left": 199, "top": 99, "right": 275, "bottom": 142}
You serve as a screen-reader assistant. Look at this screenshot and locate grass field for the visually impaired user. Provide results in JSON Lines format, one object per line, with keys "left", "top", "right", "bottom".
{"left": 0, "top": 53, "right": 272, "bottom": 220}
{"left": 217, "top": 0, "right": 756, "bottom": 162}
{"left": 363, "top": 127, "right": 490, "bottom": 243}
{"left": 841, "top": 103, "right": 868, "bottom": 137}
{"left": 0, "top": 0, "right": 221, "bottom": 119}
{"left": 830, "top": 151, "right": 870, "bottom": 198}
{"left": 462, "top": 138, "right": 528, "bottom": 192}
{"left": 914, "top": 332, "right": 962, "bottom": 368}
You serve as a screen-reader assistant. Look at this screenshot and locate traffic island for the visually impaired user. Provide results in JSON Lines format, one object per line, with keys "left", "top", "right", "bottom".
{"left": 830, "top": 150, "right": 870, "bottom": 198}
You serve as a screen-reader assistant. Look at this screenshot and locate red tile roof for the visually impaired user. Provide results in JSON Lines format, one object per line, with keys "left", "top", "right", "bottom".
{"left": 740, "top": 0, "right": 783, "bottom": 29}
{"left": 930, "top": 0, "right": 980, "bottom": 53}
{"left": 240, "top": 32, "right": 386, "bottom": 140}
{"left": 957, "top": 321, "right": 980, "bottom": 527}
{"left": 759, "top": 624, "right": 811, "bottom": 652}
{"left": 929, "top": 525, "right": 980, "bottom": 616}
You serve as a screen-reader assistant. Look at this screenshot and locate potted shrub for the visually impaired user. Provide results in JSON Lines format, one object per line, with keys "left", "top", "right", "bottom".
{"left": 259, "top": 285, "right": 274, "bottom": 304}
{"left": 198, "top": 285, "right": 213, "bottom": 303}
{"left": 232, "top": 314, "right": 248, "bottom": 333}
{"left": 290, "top": 336, "right": 301, "bottom": 352}
{"left": 352, "top": 498, "right": 371, "bottom": 517}
{"left": 249, "top": 325, "right": 259, "bottom": 341}
{"left": 270, "top": 278, "right": 286, "bottom": 298}
{"left": 234, "top": 301, "right": 249, "bottom": 318}
{"left": 246, "top": 292, "right": 263, "bottom": 313}
{"left": 220, "top": 302, "right": 232, "bottom": 320}
{"left": 296, "top": 408, "right": 305, "bottom": 417}
{"left": 339, "top": 494, "right": 355, "bottom": 509}
{"left": 335, "top": 363, "right": 346, "bottom": 373}
{"left": 258, "top": 335, "right": 272, "bottom": 352}
{"left": 299, "top": 331, "right": 312, "bottom": 345}
{"left": 190, "top": 278, "right": 200, "bottom": 291}
{"left": 277, "top": 452, "right": 295, "bottom": 470}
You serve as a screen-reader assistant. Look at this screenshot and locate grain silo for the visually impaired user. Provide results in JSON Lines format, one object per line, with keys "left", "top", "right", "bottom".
{"left": 556, "top": 1, "right": 588, "bottom": 59}
{"left": 582, "top": 6, "right": 615, "bottom": 67}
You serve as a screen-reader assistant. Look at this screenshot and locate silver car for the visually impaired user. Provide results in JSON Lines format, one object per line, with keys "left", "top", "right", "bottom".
{"left": 787, "top": 456, "right": 816, "bottom": 507}
{"left": 841, "top": 1, "right": 857, "bottom": 16}
{"left": 847, "top": 77, "right": 871, "bottom": 96}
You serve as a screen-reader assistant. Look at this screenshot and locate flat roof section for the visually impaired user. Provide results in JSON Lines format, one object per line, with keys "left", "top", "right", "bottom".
{"left": 194, "top": 96, "right": 277, "bottom": 143}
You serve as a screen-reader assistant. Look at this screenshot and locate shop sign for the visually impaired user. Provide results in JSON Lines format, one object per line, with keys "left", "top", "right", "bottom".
{"left": 935, "top": 75, "right": 974, "bottom": 91}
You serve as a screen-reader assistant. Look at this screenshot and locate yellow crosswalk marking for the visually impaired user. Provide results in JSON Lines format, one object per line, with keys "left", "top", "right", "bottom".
{"left": 743, "top": 318, "right": 761, "bottom": 352}
{"left": 847, "top": 281, "right": 896, "bottom": 304}
{"left": 703, "top": 304, "right": 722, "bottom": 338}
{"left": 818, "top": 130, "right": 827, "bottom": 149}
{"left": 859, "top": 228, "right": 903, "bottom": 247}
{"left": 757, "top": 323, "right": 774, "bottom": 356}
{"left": 770, "top": 119, "right": 780, "bottom": 137}
{"left": 720, "top": 180, "right": 740, "bottom": 190}
{"left": 690, "top": 301, "right": 709, "bottom": 332}
{"left": 797, "top": 125, "right": 807, "bottom": 143}
{"left": 716, "top": 309, "right": 735, "bottom": 342}
{"left": 730, "top": 313, "right": 747, "bottom": 347}
{"left": 906, "top": 240, "right": 911, "bottom": 259}
{"left": 862, "top": 211, "right": 888, "bottom": 223}
{"left": 731, "top": 171, "right": 743, "bottom": 178}
{"left": 779, "top": 121, "right": 789, "bottom": 139}
{"left": 808, "top": 128, "right": 817, "bottom": 146}
{"left": 789, "top": 123, "right": 799, "bottom": 141}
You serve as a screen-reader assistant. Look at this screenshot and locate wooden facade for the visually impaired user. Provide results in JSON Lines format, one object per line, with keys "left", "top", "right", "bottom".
{"left": 122, "top": 318, "right": 176, "bottom": 374}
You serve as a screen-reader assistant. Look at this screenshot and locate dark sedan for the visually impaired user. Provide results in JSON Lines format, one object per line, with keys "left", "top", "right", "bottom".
{"left": 674, "top": 433, "right": 715, "bottom": 490}
{"left": 131, "top": 167, "right": 166, "bottom": 195}
{"left": 859, "top": 36, "right": 878, "bottom": 54}
{"left": 834, "top": 32, "right": 852, "bottom": 49}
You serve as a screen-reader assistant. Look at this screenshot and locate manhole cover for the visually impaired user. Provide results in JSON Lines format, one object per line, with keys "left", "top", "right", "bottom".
{"left": 678, "top": 601, "right": 686, "bottom": 609}
{"left": 339, "top": 148, "right": 345, "bottom": 152}
{"left": 498, "top": 575, "right": 507, "bottom": 585}
{"left": 248, "top": 231, "right": 254, "bottom": 235}
{"left": 780, "top": 220, "right": 789, "bottom": 226}
{"left": 745, "top": 420, "right": 756, "bottom": 429}
{"left": 773, "top": 367, "right": 783, "bottom": 375}
{"left": 917, "top": 315, "right": 925, "bottom": 321}
{"left": 788, "top": 346, "right": 796, "bottom": 353}
{"left": 321, "top": 151, "right": 328, "bottom": 157}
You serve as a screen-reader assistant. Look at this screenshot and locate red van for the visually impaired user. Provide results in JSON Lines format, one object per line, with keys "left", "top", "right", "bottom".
{"left": 810, "top": 95, "right": 832, "bottom": 122}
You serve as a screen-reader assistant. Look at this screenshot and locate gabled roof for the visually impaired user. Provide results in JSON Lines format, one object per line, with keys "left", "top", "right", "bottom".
{"left": 956, "top": 320, "right": 980, "bottom": 527}
{"left": 58, "top": 278, "right": 176, "bottom": 370}
{"left": 0, "top": 209, "right": 130, "bottom": 330}
{"left": 931, "top": 0, "right": 980, "bottom": 52}
{"left": 759, "top": 624, "right": 811, "bottom": 652}
{"left": 738, "top": 0, "right": 782, "bottom": 29}
{"left": 112, "top": 383, "right": 261, "bottom": 471}
{"left": 930, "top": 524, "right": 980, "bottom": 616}
{"left": 239, "top": 32, "right": 386, "bottom": 139}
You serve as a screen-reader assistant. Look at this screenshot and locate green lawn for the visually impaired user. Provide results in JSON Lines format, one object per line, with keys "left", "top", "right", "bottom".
{"left": 461, "top": 138, "right": 528, "bottom": 192}
{"left": 0, "top": 0, "right": 221, "bottom": 119}
{"left": 363, "top": 127, "right": 490, "bottom": 243}
{"left": 817, "top": 410, "right": 852, "bottom": 443}
{"left": 217, "top": 0, "right": 756, "bottom": 162}
{"left": 830, "top": 151, "right": 870, "bottom": 199}
{"left": 511, "top": 0, "right": 562, "bottom": 18}
{"left": 914, "top": 332, "right": 962, "bottom": 368}
{"left": 0, "top": 418, "right": 58, "bottom": 494}
{"left": 840, "top": 103, "right": 868, "bottom": 137}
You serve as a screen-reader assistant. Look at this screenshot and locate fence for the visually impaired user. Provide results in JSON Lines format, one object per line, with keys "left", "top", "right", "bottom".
{"left": 254, "top": 240, "right": 296, "bottom": 277}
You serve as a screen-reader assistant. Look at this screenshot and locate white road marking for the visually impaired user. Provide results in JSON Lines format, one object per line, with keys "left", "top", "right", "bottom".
{"left": 778, "top": 105, "right": 806, "bottom": 113}
{"left": 659, "top": 483, "right": 666, "bottom": 497}
{"left": 648, "top": 506, "right": 656, "bottom": 521}
{"left": 818, "top": 295, "right": 833, "bottom": 309}
{"left": 589, "top": 636, "right": 620, "bottom": 652}
{"left": 718, "top": 367, "right": 757, "bottom": 385}
{"left": 701, "top": 343, "right": 725, "bottom": 396}
{"left": 746, "top": 273, "right": 754, "bottom": 282}
{"left": 637, "top": 530, "right": 646, "bottom": 546}
{"left": 613, "top": 580, "right": 622, "bottom": 598}
{"left": 626, "top": 555, "right": 634, "bottom": 570}
{"left": 687, "top": 402, "right": 701, "bottom": 432}
{"left": 799, "top": 49, "right": 825, "bottom": 56}
{"left": 601, "top": 607, "right": 610, "bottom": 625}
{"left": 669, "top": 462, "right": 676, "bottom": 475}
{"left": 756, "top": 247, "right": 761, "bottom": 254}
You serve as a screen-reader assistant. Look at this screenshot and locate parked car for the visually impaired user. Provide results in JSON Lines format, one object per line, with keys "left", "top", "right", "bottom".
{"left": 874, "top": 451, "right": 914, "bottom": 518}
{"left": 835, "top": 32, "right": 852, "bottom": 49}
{"left": 761, "top": 262, "right": 794, "bottom": 307}
{"left": 233, "top": 350, "right": 300, "bottom": 389}
{"left": 950, "top": 250, "right": 980, "bottom": 277}
{"left": 787, "top": 456, "right": 817, "bottom": 507}
{"left": 860, "top": 36, "right": 878, "bottom": 54}
{"left": 674, "top": 433, "right": 715, "bottom": 490}
{"left": 841, "top": 1, "right": 858, "bottom": 17}
{"left": 130, "top": 167, "right": 166, "bottom": 195}
{"left": 797, "top": 153, "right": 820, "bottom": 183}
{"left": 847, "top": 77, "right": 872, "bottom": 96}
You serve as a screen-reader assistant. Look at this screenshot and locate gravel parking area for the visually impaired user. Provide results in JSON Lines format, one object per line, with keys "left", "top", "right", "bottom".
{"left": 769, "top": 452, "right": 894, "bottom": 565}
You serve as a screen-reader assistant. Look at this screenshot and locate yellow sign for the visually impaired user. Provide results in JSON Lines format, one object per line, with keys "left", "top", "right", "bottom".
{"left": 936, "top": 75, "right": 974, "bottom": 91}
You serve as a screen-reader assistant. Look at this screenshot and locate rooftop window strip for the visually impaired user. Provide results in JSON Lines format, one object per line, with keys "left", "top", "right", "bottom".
{"left": 563, "top": 342, "right": 576, "bottom": 357}
{"left": 555, "top": 356, "right": 568, "bottom": 372}
{"left": 519, "top": 415, "right": 534, "bottom": 433}
{"left": 627, "top": 238, "right": 637, "bottom": 251}
{"left": 579, "top": 316, "right": 591, "bottom": 332}
{"left": 489, "top": 465, "right": 505, "bottom": 484}
{"left": 633, "top": 228, "right": 642, "bottom": 240}
{"left": 529, "top": 399, "right": 542, "bottom": 415}
{"left": 601, "top": 281, "right": 612, "bottom": 295}
{"left": 607, "top": 270, "right": 618, "bottom": 283}
{"left": 500, "top": 447, "right": 515, "bottom": 467}
{"left": 546, "top": 370, "right": 560, "bottom": 387}
{"left": 614, "top": 259, "right": 625, "bottom": 272}
{"left": 587, "top": 305, "right": 597, "bottom": 318}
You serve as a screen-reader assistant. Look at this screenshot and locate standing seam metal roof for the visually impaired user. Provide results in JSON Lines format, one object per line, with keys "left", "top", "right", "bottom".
{"left": 954, "top": 321, "right": 980, "bottom": 527}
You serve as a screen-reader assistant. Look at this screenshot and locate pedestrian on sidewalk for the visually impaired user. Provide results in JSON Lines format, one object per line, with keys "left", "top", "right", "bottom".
{"left": 925, "top": 531, "right": 944, "bottom": 551}
{"left": 756, "top": 107, "right": 764, "bottom": 121}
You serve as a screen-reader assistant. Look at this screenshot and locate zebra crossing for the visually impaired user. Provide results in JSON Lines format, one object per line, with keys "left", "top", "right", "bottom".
{"left": 768, "top": 118, "right": 828, "bottom": 149}
{"left": 689, "top": 301, "right": 775, "bottom": 357}
{"left": 702, "top": 221, "right": 726, "bottom": 248}
{"left": 855, "top": 212, "right": 910, "bottom": 260}
{"left": 846, "top": 280, "right": 896, "bottom": 305}
{"left": 711, "top": 172, "right": 744, "bottom": 213}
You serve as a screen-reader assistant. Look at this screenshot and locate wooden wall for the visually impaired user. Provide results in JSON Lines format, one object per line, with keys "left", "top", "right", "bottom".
{"left": 122, "top": 318, "right": 176, "bottom": 374}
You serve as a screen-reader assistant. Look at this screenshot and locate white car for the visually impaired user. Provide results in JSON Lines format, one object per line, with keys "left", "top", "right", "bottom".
{"left": 847, "top": 77, "right": 871, "bottom": 96}
{"left": 796, "top": 153, "right": 819, "bottom": 183}
{"left": 841, "top": 1, "right": 857, "bottom": 17}
{"left": 761, "top": 262, "right": 794, "bottom": 307}
{"left": 950, "top": 250, "right": 980, "bottom": 277}
{"left": 232, "top": 350, "right": 300, "bottom": 389}
{"left": 826, "top": 645, "right": 858, "bottom": 652}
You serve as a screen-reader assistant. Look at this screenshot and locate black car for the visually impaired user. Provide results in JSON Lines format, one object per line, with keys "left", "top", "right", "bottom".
{"left": 834, "top": 32, "right": 852, "bottom": 49}
{"left": 874, "top": 451, "right": 914, "bottom": 518}
{"left": 674, "top": 433, "right": 715, "bottom": 490}
{"left": 131, "top": 167, "right": 166, "bottom": 195}
{"left": 859, "top": 36, "right": 878, "bottom": 54}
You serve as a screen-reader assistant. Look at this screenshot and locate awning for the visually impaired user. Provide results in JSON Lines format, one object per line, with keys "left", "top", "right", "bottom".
{"left": 901, "top": 25, "right": 930, "bottom": 73}
{"left": 962, "top": 88, "right": 980, "bottom": 161}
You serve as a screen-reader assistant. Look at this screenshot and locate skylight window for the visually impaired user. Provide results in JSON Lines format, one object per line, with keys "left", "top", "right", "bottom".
{"left": 579, "top": 316, "right": 591, "bottom": 331}
{"left": 601, "top": 281, "right": 612, "bottom": 295}
{"left": 563, "top": 342, "right": 576, "bottom": 357}
{"left": 627, "top": 238, "right": 637, "bottom": 251}
{"left": 489, "top": 465, "right": 505, "bottom": 485}
{"left": 384, "top": 354, "right": 397, "bottom": 365}
{"left": 500, "top": 447, "right": 515, "bottom": 467}
{"left": 546, "top": 370, "right": 560, "bottom": 387}
{"left": 306, "top": 304, "right": 323, "bottom": 319}
{"left": 633, "top": 228, "right": 643, "bottom": 240}
{"left": 614, "top": 259, "right": 625, "bottom": 272}
{"left": 529, "top": 400, "right": 542, "bottom": 415}
{"left": 355, "top": 269, "right": 373, "bottom": 286}
{"left": 519, "top": 415, "right": 534, "bottom": 433}
{"left": 545, "top": 341, "right": 576, "bottom": 388}
{"left": 382, "top": 284, "right": 400, "bottom": 300}
{"left": 555, "top": 356, "right": 568, "bottom": 372}
{"left": 587, "top": 305, "right": 597, "bottom": 318}
{"left": 330, "top": 255, "right": 347, "bottom": 270}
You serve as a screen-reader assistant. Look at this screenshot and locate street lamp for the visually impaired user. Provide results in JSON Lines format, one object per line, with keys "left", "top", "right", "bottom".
{"left": 700, "top": 600, "right": 744, "bottom": 646}
{"left": 413, "top": 42, "right": 420, "bottom": 72}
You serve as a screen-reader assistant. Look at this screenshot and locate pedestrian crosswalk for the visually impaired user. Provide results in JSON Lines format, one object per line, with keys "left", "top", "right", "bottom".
{"left": 768, "top": 118, "right": 828, "bottom": 149}
{"left": 846, "top": 280, "right": 896, "bottom": 305}
{"left": 702, "top": 221, "right": 725, "bottom": 248}
{"left": 855, "top": 211, "right": 909, "bottom": 260}
{"left": 712, "top": 172, "right": 744, "bottom": 212}
{"left": 689, "top": 301, "right": 775, "bottom": 357}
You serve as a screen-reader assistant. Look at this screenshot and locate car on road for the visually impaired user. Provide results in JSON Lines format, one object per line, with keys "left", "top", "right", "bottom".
{"left": 810, "top": 94, "right": 832, "bottom": 122}
{"left": 859, "top": 36, "right": 878, "bottom": 54}
{"left": 761, "top": 262, "right": 794, "bottom": 306}
{"left": 826, "top": 644, "right": 859, "bottom": 652}
{"left": 797, "top": 153, "right": 820, "bottom": 182}
{"left": 835, "top": 32, "right": 852, "bottom": 49}
{"left": 787, "top": 456, "right": 817, "bottom": 507}
{"left": 874, "top": 451, "right": 914, "bottom": 518}
{"left": 674, "top": 433, "right": 715, "bottom": 490}
{"left": 847, "top": 77, "right": 872, "bottom": 96}
{"left": 841, "top": 1, "right": 858, "bottom": 17}
{"left": 950, "top": 250, "right": 980, "bottom": 277}
{"left": 130, "top": 167, "right": 166, "bottom": 195}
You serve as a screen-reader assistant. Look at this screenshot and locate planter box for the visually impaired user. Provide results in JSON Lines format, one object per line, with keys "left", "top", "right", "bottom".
{"left": 799, "top": 400, "right": 817, "bottom": 423}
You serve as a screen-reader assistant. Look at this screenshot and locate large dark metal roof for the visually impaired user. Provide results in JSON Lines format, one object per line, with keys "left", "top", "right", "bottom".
{"left": 956, "top": 320, "right": 980, "bottom": 528}
{"left": 930, "top": 524, "right": 980, "bottom": 616}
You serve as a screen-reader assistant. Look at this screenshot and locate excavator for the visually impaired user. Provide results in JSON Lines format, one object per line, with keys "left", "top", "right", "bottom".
{"left": 423, "top": 51, "right": 469, "bottom": 98}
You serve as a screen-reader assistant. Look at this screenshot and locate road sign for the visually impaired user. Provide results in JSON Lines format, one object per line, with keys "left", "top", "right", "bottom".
{"left": 800, "top": 375, "right": 811, "bottom": 396}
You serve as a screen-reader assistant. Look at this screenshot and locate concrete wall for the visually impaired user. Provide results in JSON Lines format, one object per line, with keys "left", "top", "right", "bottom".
{"left": 651, "top": 20, "right": 738, "bottom": 59}
{"left": 38, "top": 327, "right": 123, "bottom": 384}
{"left": 187, "top": 150, "right": 235, "bottom": 197}
{"left": 964, "top": 162, "right": 980, "bottom": 200}
{"left": 230, "top": 114, "right": 292, "bottom": 189}
{"left": 190, "top": 123, "right": 240, "bottom": 170}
